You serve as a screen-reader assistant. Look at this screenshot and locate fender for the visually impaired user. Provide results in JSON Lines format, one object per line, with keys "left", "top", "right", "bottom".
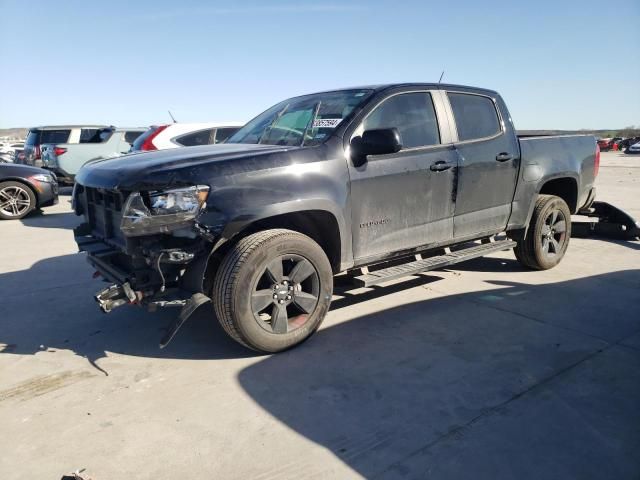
{"left": 524, "top": 172, "right": 579, "bottom": 227}
{"left": 209, "top": 198, "right": 349, "bottom": 260}
{"left": 508, "top": 134, "right": 595, "bottom": 232}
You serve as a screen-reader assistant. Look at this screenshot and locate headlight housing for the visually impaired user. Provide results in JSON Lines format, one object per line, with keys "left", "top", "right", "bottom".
{"left": 29, "top": 173, "right": 55, "bottom": 183}
{"left": 120, "top": 185, "right": 209, "bottom": 236}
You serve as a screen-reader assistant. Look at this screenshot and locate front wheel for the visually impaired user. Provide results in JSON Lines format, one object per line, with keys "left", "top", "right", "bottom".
{"left": 212, "top": 229, "right": 333, "bottom": 352}
{"left": 0, "top": 181, "right": 36, "bottom": 220}
{"left": 514, "top": 194, "right": 571, "bottom": 270}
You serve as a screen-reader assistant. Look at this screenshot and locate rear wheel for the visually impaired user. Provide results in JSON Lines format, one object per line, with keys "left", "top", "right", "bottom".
{"left": 0, "top": 181, "right": 36, "bottom": 220}
{"left": 212, "top": 229, "right": 333, "bottom": 352}
{"left": 514, "top": 194, "right": 571, "bottom": 270}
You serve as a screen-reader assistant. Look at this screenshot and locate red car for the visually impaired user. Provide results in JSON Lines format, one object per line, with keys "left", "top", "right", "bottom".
{"left": 597, "top": 137, "right": 622, "bottom": 151}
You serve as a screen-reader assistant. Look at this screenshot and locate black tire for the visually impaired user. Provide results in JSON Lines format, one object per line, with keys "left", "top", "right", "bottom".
{"left": 0, "top": 181, "right": 36, "bottom": 220}
{"left": 212, "top": 229, "right": 333, "bottom": 352}
{"left": 514, "top": 194, "right": 571, "bottom": 270}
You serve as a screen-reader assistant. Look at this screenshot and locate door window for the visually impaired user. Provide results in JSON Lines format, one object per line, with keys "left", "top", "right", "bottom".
{"left": 447, "top": 93, "right": 501, "bottom": 141}
{"left": 361, "top": 92, "right": 440, "bottom": 149}
{"left": 79, "top": 128, "right": 113, "bottom": 143}
{"left": 214, "top": 127, "right": 240, "bottom": 143}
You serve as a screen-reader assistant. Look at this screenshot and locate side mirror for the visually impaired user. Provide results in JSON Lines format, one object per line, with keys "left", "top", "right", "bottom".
{"left": 350, "top": 128, "right": 402, "bottom": 166}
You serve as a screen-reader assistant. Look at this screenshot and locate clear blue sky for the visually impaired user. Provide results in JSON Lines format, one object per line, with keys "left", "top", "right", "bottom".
{"left": 1, "top": 0, "right": 638, "bottom": 130}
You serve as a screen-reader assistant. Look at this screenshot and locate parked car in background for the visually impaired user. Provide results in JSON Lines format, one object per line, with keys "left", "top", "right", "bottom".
{"left": 130, "top": 122, "right": 243, "bottom": 152}
{"left": 619, "top": 137, "right": 640, "bottom": 152}
{"left": 40, "top": 126, "right": 146, "bottom": 184}
{"left": 626, "top": 141, "right": 640, "bottom": 155}
{"left": 21, "top": 126, "right": 77, "bottom": 167}
{"left": 600, "top": 137, "right": 624, "bottom": 151}
{"left": 0, "top": 142, "right": 25, "bottom": 162}
{"left": 0, "top": 163, "right": 58, "bottom": 219}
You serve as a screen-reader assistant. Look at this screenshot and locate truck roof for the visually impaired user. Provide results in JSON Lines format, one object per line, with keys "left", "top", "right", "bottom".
{"left": 304, "top": 83, "right": 499, "bottom": 96}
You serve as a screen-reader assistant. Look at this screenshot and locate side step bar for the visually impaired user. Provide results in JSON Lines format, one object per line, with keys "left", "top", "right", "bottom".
{"left": 352, "top": 239, "right": 516, "bottom": 287}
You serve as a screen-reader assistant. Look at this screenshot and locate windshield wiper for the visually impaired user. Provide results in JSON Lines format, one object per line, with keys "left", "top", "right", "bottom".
{"left": 258, "top": 103, "right": 289, "bottom": 145}
{"left": 300, "top": 101, "right": 322, "bottom": 147}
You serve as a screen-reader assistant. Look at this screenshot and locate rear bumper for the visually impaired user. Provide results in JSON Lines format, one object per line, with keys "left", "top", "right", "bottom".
{"left": 573, "top": 201, "right": 640, "bottom": 241}
{"left": 578, "top": 187, "right": 596, "bottom": 212}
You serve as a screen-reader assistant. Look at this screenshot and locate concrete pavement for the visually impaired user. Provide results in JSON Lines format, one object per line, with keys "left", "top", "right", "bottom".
{"left": 1, "top": 151, "right": 639, "bottom": 479}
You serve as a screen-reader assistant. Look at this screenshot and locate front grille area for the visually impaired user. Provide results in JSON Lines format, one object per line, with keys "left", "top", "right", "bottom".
{"left": 82, "top": 187, "right": 128, "bottom": 245}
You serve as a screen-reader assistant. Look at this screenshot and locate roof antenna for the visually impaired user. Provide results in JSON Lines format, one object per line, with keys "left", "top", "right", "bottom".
{"left": 168, "top": 110, "right": 177, "bottom": 123}
{"left": 438, "top": 71, "right": 445, "bottom": 84}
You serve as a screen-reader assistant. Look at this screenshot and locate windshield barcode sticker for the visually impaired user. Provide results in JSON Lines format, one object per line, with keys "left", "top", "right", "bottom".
{"left": 313, "top": 118, "right": 342, "bottom": 128}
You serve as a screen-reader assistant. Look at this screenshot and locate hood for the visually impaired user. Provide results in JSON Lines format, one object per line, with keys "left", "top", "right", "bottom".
{"left": 75, "top": 143, "right": 299, "bottom": 190}
{"left": 0, "top": 163, "right": 53, "bottom": 177}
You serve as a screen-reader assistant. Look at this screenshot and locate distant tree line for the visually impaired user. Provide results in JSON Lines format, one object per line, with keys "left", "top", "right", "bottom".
{"left": 580, "top": 126, "right": 640, "bottom": 138}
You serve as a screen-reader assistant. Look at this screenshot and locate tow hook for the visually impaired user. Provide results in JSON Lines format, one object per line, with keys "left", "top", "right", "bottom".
{"left": 95, "top": 282, "right": 138, "bottom": 313}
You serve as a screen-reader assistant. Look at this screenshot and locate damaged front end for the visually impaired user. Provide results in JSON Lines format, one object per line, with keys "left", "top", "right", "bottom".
{"left": 73, "top": 184, "right": 217, "bottom": 347}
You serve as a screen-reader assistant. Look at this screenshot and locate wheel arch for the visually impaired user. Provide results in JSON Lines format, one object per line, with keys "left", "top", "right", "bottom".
{"left": 200, "top": 208, "right": 344, "bottom": 295}
{"left": 538, "top": 176, "right": 578, "bottom": 213}
{"left": 0, "top": 177, "right": 40, "bottom": 206}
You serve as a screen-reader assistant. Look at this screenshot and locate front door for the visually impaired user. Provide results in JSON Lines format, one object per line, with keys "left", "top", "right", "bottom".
{"left": 348, "top": 91, "right": 458, "bottom": 261}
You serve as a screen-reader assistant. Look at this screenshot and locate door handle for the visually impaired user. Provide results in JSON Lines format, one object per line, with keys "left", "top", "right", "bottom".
{"left": 496, "top": 152, "right": 513, "bottom": 162}
{"left": 429, "top": 161, "right": 454, "bottom": 172}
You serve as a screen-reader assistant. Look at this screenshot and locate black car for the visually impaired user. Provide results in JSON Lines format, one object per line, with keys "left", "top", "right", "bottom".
{"left": 73, "top": 83, "right": 599, "bottom": 353}
{"left": 0, "top": 163, "right": 59, "bottom": 220}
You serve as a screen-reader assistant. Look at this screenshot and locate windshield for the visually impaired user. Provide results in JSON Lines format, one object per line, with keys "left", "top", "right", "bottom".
{"left": 227, "top": 89, "right": 373, "bottom": 147}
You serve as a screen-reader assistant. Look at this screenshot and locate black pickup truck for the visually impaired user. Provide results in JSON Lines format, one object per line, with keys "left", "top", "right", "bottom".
{"left": 72, "top": 83, "right": 598, "bottom": 352}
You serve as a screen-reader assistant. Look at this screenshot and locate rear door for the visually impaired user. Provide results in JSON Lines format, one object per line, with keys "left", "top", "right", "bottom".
{"left": 348, "top": 89, "right": 458, "bottom": 261}
{"left": 444, "top": 90, "right": 520, "bottom": 238}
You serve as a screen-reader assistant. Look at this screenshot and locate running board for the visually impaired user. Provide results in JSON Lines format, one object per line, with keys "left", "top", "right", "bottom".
{"left": 353, "top": 240, "right": 516, "bottom": 287}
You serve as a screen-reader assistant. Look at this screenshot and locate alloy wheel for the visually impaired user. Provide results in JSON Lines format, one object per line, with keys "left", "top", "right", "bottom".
{"left": 0, "top": 186, "right": 31, "bottom": 217}
{"left": 540, "top": 208, "right": 567, "bottom": 258}
{"left": 251, "top": 254, "right": 320, "bottom": 334}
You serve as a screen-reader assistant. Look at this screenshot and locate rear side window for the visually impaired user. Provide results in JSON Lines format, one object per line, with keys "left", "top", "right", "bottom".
{"left": 124, "top": 131, "right": 143, "bottom": 143}
{"left": 39, "top": 129, "right": 71, "bottom": 144}
{"left": 362, "top": 92, "right": 440, "bottom": 149}
{"left": 448, "top": 93, "right": 501, "bottom": 141}
{"left": 79, "top": 128, "right": 113, "bottom": 144}
{"left": 215, "top": 127, "right": 240, "bottom": 143}
{"left": 28, "top": 129, "right": 71, "bottom": 145}
{"left": 175, "top": 128, "right": 216, "bottom": 147}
